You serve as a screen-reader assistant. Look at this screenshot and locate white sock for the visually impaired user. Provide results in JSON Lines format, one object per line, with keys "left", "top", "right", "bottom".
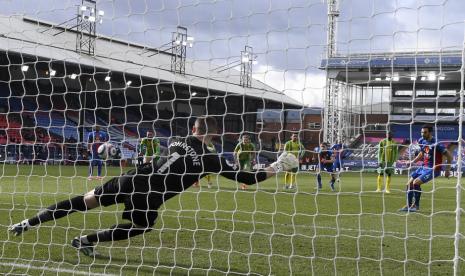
{"left": 80, "top": 235, "right": 90, "bottom": 244}
{"left": 21, "top": 219, "right": 30, "bottom": 228}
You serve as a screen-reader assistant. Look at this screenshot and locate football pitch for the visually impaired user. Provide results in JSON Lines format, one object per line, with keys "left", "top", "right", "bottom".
{"left": 0, "top": 164, "right": 464, "bottom": 275}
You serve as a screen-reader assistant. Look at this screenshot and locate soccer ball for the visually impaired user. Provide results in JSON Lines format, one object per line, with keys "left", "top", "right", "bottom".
{"left": 97, "top": 142, "right": 118, "bottom": 159}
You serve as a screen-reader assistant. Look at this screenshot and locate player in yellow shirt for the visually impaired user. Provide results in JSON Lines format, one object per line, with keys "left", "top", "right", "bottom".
{"left": 284, "top": 133, "right": 304, "bottom": 189}
{"left": 376, "top": 130, "right": 399, "bottom": 193}
{"left": 139, "top": 131, "right": 160, "bottom": 164}
{"left": 234, "top": 135, "right": 256, "bottom": 190}
{"left": 193, "top": 142, "right": 216, "bottom": 188}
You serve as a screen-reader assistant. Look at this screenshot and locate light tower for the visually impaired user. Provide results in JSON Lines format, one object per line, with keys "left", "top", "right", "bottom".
{"left": 171, "top": 26, "right": 194, "bottom": 75}
{"left": 76, "top": 0, "right": 104, "bottom": 55}
{"left": 323, "top": 0, "right": 341, "bottom": 144}
{"left": 240, "top": 46, "right": 254, "bottom": 87}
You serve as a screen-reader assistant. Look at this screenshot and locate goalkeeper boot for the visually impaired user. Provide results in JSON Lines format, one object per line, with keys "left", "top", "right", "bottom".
{"left": 8, "top": 219, "right": 30, "bottom": 236}
{"left": 240, "top": 184, "right": 247, "bottom": 190}
{"left": 72, "top": 237, "right": 96, "bottom": 257}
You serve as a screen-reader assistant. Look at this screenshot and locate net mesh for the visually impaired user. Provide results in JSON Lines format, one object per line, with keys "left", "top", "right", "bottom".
{"left": 0, "top": 0, "right": 464, "bottom": 275}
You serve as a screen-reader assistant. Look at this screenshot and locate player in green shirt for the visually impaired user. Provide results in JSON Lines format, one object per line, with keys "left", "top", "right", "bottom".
{"left": 376, "top": 130, "right": 399, "bottom": 193}
{"left": 284, "top": 133, "right": 304, "bottom": 189}
{"left": 193, "top": 142, "right": 216, "bottom": 189}
{"left": 234, "top": 135, "right": 256, "bottom": 190}
{"left": 139, "top": 131, "right": 161, "bottom": 164}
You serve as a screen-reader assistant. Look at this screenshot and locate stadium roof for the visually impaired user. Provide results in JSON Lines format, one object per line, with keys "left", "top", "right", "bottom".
{"left": 0, "top": 15, "right": 302, "bottom": 106}
{"left": 320, "top": 51, "right": 462, "bottom": 85}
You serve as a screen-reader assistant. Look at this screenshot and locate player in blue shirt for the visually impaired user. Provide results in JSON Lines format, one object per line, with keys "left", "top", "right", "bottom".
{"left": 87, "top": 126, "right": 108, "bottom": 180}
{"left": 316, "top": 142, "right": 336, "bottom": 191}
{"left": 399, "top": 125, "right": 452, "bottom": 212}
{"left": 330, "top": 141, "right": 346, "bottom": 190}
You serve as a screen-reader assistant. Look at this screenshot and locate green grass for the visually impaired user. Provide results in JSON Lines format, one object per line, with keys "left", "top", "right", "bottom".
{"left": 0, "top": 164, "right": 464, "bottom": 275}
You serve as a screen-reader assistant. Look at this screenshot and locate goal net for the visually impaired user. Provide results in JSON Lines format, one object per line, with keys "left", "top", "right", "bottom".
{"left": 1, "top": 0, "right": 464, "bottom": 275}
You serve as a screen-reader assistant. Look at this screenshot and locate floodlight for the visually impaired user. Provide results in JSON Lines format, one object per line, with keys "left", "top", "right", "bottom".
{"left": 192, "top": 92, "right": 198, "bottom": 96}
{"left": 50, "top": 70, "right": 56, "bottom": 76}
{"left": 70, "top": 73, "right": 77, "bottom": 79}
{"left": 21, "top": 65, "right": 29, "bottom": 72}
{"left": 126, "top": 80, "right": 132, "bottom": 86}
{"left": 105, "top": 75, "right": 111, "bottom": 82}
{"left": 98, "top": 10, "right": 105, "bottom": 16}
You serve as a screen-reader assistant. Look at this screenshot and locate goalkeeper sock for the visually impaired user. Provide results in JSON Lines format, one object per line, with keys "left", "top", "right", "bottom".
{"left": 28, "top": 195, "right": 87, "bottom": 226}
{"left": 317, "top": 174, "right": 322, "bottom": 188}
{"left": 85, "top": 223, "right": 152, "bottom": 243}
{"left": 413, "top": 184, "right": 422, "bottom": 208}
{"left": 377, "top": 175, "right": 382, "bottom": 191}
{"left": 386, "top": 175, "right": 391, "bottom": 192}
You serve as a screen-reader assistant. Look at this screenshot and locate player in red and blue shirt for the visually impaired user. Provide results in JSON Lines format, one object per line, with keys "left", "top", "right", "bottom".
{"left": 331, "top": 142, "right": 344, "bottom": 172}
{"left": 316, "top": 142, "right": 336, "bottom": 191}
{"left": 399, "top": 125, "right": 452, "bottom": 212}
{"left": 87, "top": 126, "right": 108, "bottom": 180}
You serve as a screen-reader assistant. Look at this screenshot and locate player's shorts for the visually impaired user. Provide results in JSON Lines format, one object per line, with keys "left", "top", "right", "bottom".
{"left": 410, "top": 167, "right": 440, "bottom": 184}
{"left": 239, "top": 160, "right": 252, "bottom": 171}
{"left": 320, "top": 164, "right": 333, "bottom": 173}
{"left": 90, "top": 159, "right": 103, "bottom": 166}
{"left": 93, "top": 164, "right": 162, "bottom": 227}
{"left": 144, "top": 150, "right": 155, "bottom": 157}
{"left": 377, "top": 164, "right": 395, "bottom": 175}
{"left": 332, "top": 161, "right": 342, "bottom": 172}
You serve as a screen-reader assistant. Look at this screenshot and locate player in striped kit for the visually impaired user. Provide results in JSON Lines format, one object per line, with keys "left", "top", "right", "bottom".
{"left": 316, "top": 142, "right": 336, "bottom": 191}
{"left": 399, "top": 125, "right": 452, "bottom": 212}
{"left": 87, "top": 126, "right": 108, "bottom": 180}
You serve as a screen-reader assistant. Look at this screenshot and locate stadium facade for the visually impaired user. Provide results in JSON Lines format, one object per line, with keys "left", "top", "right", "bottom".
{"left": 0, "top": 15, "right": 302, "bottom": 163}
{"left": 321, "top": 50, "right": 464, "bottom": 141}
{"left": 320, "top": 51, "right": 464, "bottom": 171}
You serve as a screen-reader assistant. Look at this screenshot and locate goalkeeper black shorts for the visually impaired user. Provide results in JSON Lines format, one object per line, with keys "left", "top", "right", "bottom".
{"left": 94, "top": 166, "right": 161, "bottom": 228}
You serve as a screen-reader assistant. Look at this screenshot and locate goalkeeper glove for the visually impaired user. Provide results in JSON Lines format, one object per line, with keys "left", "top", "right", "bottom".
{"left": 270, "top": 152, "right": 299, "bottom": 173}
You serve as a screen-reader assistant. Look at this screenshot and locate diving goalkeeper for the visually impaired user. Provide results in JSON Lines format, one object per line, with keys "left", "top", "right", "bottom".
{"left": 9, "top": 117, "right": 299, "bottom": 257}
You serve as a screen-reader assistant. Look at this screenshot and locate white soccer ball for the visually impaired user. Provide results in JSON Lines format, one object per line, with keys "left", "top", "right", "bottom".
{"left": 97, "top": 142, "right": 118, "bottom": 159}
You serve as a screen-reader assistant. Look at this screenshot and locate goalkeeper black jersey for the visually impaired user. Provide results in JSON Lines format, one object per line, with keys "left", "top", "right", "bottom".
{"left": 146, "top": 136, "right": 267, "bottom": 193}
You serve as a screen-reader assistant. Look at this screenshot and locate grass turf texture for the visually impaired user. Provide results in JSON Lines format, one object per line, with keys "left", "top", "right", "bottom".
{"left": 0, "top": 164, "right": 463, "bottom": 275}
